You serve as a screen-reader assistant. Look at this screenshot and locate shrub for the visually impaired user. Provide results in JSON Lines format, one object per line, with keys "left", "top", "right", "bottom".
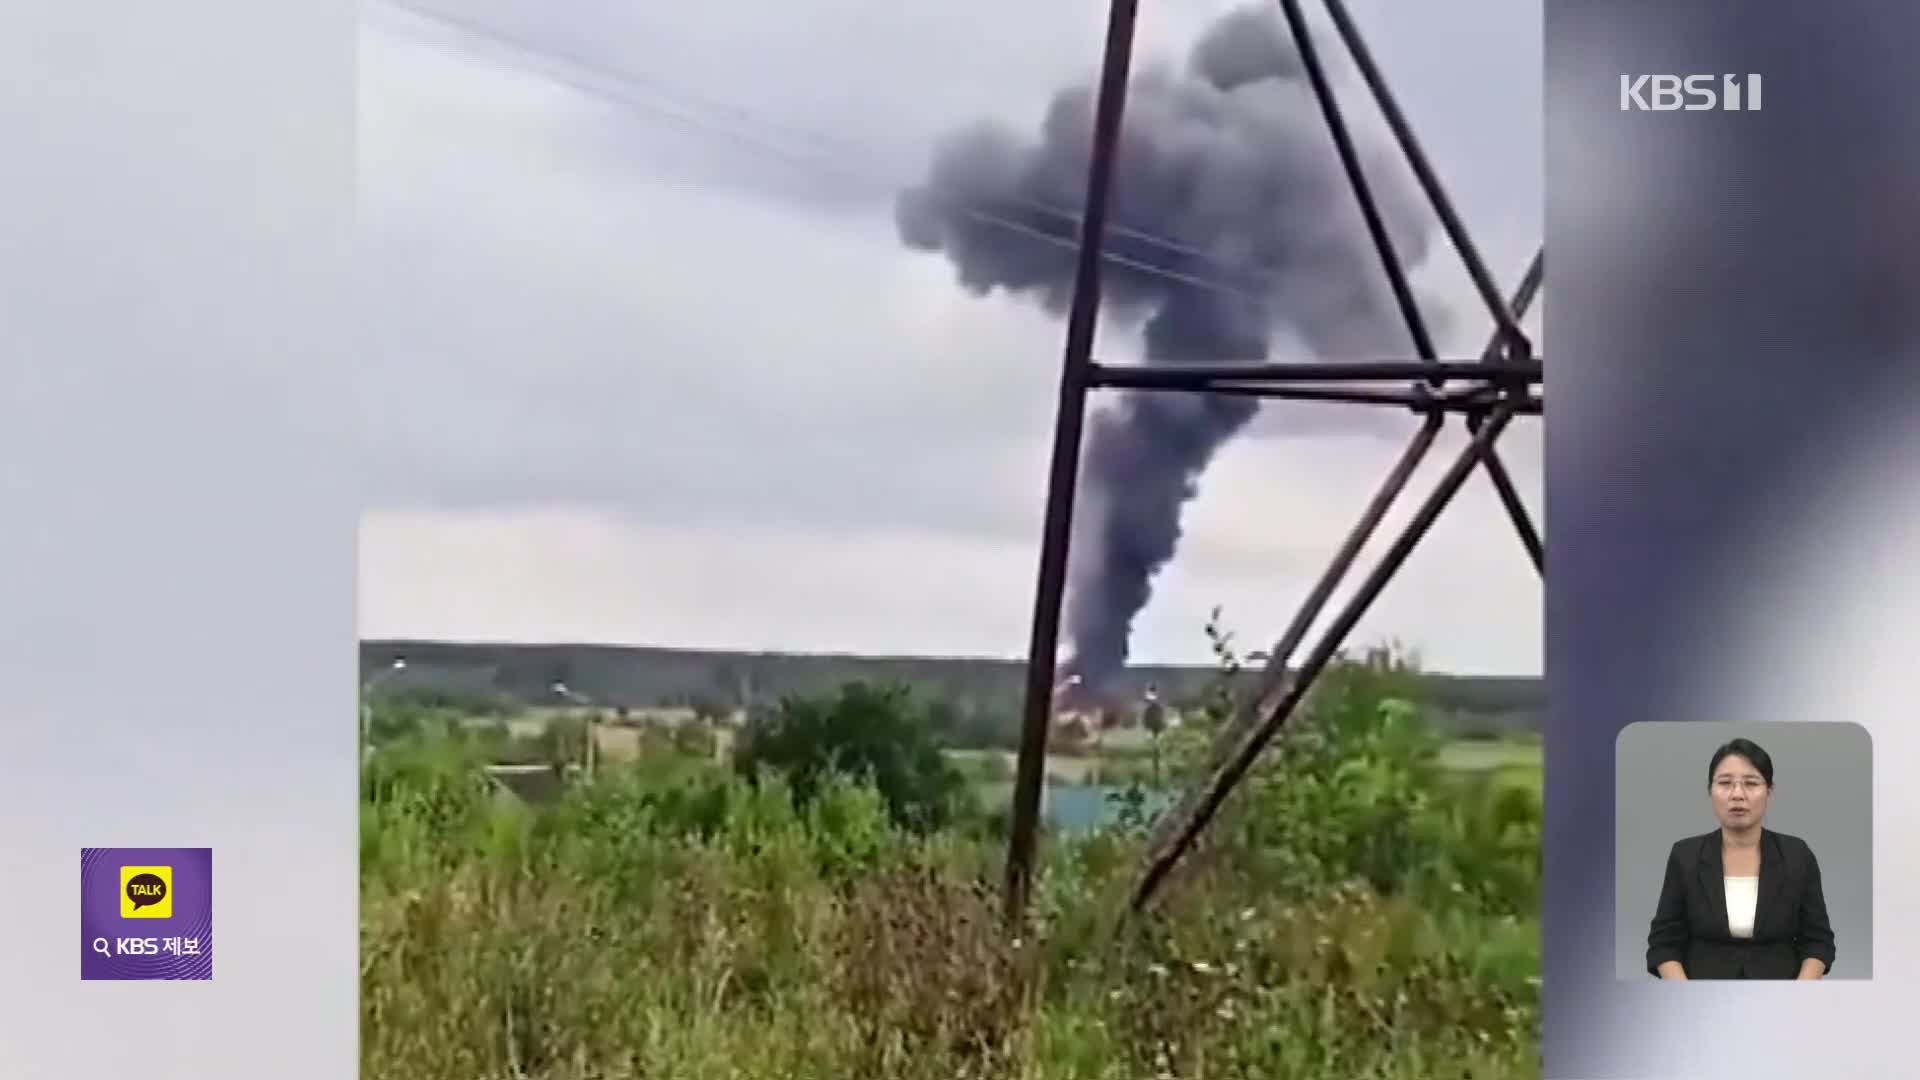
{"left": 732, "top": 680, "right": 970, "bottom": 832}
{"left": 361, "top": 654, "right": 1540, "bottom": 1079}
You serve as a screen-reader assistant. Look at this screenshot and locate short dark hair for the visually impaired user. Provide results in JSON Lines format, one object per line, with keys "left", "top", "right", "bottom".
{"left": 1708, "top": 738, "right": 1775, "bottom": 787}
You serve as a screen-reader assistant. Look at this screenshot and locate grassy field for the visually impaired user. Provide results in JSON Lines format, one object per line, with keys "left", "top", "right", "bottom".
{"left": 360, "top": 661, "right": 1541, "bottom": 1079}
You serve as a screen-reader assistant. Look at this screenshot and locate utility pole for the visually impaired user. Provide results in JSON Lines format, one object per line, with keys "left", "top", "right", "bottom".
{"left": 1003, "top": 0, "right": 1144, "bottom": 933}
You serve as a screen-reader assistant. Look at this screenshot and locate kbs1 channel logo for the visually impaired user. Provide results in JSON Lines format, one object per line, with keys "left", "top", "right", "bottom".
{"left": 1620, "top": 73, "right": 1763, "bottom": 112}
{"left": 80, "top": 848, "right": 213, "bottom": 981}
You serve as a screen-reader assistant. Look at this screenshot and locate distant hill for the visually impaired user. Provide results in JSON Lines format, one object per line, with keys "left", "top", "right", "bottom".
{"left": 361, "top": 640, "right": 1543, "bottom": 745}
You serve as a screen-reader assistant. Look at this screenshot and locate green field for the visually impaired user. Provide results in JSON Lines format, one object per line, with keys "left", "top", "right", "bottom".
{"left": 360, "top": 660, "right": 1541, "bottom": 1079}
{"left": 1437, "top": 738, "right": 1543, "bottom": 773}
{"left": 955, "top": 736, "right": 1542, "bottom": 820}
{"left": 955, "top": 737, "right": 1541, "bottom": 782}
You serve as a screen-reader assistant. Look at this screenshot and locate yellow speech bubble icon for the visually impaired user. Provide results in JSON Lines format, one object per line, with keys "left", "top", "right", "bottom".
{"left": 120, "top": 865, "right": 173, "bottom": 919}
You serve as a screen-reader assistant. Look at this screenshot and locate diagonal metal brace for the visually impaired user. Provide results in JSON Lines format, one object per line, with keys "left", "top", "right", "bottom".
{"left": 1278, "top": 0, "right": 1542, "bottom": 572}
{"left": 1135, "top": 251, "right": 1543, "bottom": 897}
{"left": 1276, "top": 0, "right": 1435, "bottom": 365}
{"left": 1309, "top": 0, "right": 1531, "bottom": 359}
{"left": 1474, "top": 248, "right": 1545, "bottom": 572}
{"left": 1128, "top": 402, "right": 1522, "bottom": 914}
{"left": 1473, "top": 409, "right": 1543, "bottom": 571}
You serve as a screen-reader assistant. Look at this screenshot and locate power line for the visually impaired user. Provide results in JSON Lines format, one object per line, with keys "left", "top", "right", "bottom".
{"left": 371, "top": 0, "right": 1277, "bottom": 307}
{"left": 376, "top": 0, "right": 1264, "bottom": 277}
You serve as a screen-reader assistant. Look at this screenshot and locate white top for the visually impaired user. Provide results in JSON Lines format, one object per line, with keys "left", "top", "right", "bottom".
{"left": 1725, "top": 875, "right": 1759, "bottom": 939}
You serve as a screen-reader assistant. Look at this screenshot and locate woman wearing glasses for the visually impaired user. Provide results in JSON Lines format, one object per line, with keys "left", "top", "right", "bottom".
{"left": 1645, "top": 738, "right": 1836, "bottom": 979}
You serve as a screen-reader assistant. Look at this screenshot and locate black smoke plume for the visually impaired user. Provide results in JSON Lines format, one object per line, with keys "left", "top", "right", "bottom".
{"left": 897, "top": 5, "right": 1437, "bottom": 691}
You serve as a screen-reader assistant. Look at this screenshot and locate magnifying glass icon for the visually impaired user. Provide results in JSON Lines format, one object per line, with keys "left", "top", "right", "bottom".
{"left": 91, "top": 937, "right": 110, "bottom": 957}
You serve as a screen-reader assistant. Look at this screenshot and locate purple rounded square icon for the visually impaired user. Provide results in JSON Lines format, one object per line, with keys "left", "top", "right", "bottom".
{"left": 80, "top": 847, "right": 213, "bottom": 980}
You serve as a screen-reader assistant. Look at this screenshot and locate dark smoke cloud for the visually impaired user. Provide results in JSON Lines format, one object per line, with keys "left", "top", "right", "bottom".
{"left": 897, "top": 5, "right": 1438, "bottom": 689}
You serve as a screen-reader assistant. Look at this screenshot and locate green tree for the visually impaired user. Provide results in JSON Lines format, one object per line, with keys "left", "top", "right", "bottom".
{"left": 733, "top": 680, "right": 968, "bottom": 832}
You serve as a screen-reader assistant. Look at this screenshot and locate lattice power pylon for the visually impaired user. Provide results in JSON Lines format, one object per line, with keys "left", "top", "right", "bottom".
{"left": 1001, "top": 0, "right": 1543, "bottom": 926}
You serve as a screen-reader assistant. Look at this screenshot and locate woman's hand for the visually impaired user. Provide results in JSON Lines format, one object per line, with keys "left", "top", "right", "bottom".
{"left": 1656, "top": 961, "right": 1688, "bottom": 980}
{"left": 1796, "top": 959, "right": 1827, "bottom": 980}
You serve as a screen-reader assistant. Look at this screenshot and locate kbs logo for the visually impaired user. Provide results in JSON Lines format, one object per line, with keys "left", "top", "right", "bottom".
{"left": 1620, "top": 74, "right": 1762, "bottom": 112}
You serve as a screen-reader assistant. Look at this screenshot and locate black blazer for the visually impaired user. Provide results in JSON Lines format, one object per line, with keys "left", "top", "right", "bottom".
{"left": 1646, "top": 828, "right": 1836, "bottom": 979}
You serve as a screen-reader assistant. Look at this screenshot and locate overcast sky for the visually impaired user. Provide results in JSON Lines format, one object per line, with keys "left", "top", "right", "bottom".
{"left": 357, "top": 0, "right": 1543, "bottom": 674}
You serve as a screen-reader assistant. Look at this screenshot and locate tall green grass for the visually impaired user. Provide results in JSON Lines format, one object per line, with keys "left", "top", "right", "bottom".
{"left": 361, "top": 654, "right": 1540, "bottom": 1079}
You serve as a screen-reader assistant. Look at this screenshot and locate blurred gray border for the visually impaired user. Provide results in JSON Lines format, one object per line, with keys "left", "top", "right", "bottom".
{"left": 1547, "top": 1, "right": 1920, "bottom": 1076}
{"left": 0, "top": 1, "right": 357, "bottom": 1076}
